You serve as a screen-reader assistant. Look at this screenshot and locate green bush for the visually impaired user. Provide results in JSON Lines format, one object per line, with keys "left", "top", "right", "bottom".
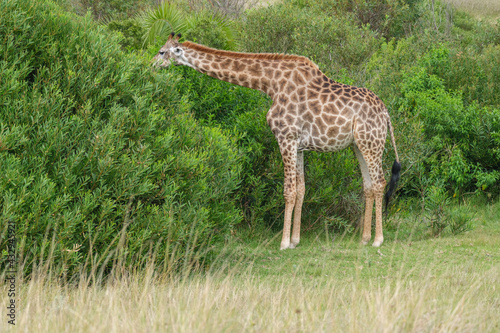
{"left": 180, "top": 1, "right": 500, "bottom": 232}
{"left": 292, "top": 16, "right": 381, "bottom": 71}
{"left": 185, "top": 12, "right": 239, "bottom": 50}
{"left": 63, "top": 0, "right": 152, "bottom": 20}
{"left": 0, "top": 0, "right": 241, "bottom": 279}
{"left": 367, "top": 38, "right": 500, "bottom": 203}
{"left": 238, "top": 3, "right": 310, "bottom": 54}
{"left": 107, "top": 18, "right": 145, "bottom": 51}
{"left": 291, "top": 0, "right": 425, "bottom": 39}
{"left": 397, "top": 55, "right": 500, "bottom": 196}
{"left": 431, "top": 45, "right": 500, "bottom": 107}
{"left": 239, "top": 2, "right": 382, "bottom": 82}
{"left": 366, "top": 37, "right": 428, "bottom": 101}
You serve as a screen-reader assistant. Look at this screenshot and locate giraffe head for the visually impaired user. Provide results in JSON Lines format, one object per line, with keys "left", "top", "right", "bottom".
{"left": 152, "top": 32, "right": 194, "bottom": 69}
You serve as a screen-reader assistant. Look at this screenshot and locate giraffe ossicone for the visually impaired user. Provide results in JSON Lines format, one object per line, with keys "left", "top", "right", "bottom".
{"left": 153, "top": 33, "right": 401, "bottom": 250}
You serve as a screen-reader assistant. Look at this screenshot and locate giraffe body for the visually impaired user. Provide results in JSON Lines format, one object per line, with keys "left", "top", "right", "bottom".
{"left": 154, "top": 33, "right": 400, "bottom": 250}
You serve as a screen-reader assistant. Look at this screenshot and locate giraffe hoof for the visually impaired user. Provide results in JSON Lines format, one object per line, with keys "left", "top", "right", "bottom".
{"left": 280, "top": 243, "right": 290, "bottom": 250}
{"left": 372, "top": 239, "right": 383, "bottom": 247}
{"left": 289, "top": 243, "right": 296, "bottom": 249}
{"left": 361, "top": 241, "right": 369, "bottom": 246}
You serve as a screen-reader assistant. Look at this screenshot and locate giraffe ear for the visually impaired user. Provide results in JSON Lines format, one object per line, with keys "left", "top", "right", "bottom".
{"left": 175, "top": 33, "right": 181, "bottom": 42}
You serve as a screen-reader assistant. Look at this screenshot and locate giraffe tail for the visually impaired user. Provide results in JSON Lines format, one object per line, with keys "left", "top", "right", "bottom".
{"left": 384, "top": 117, "right": 401, "bottom": 212}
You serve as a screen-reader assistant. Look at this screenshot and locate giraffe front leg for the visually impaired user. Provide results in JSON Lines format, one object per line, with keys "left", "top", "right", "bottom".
{"left": 281, "top": 189, "right": 296, "bottom": 250}
{"left": 290, "top": 152, "right": 304, "bottom": 248}
{"left": 280, "top": 142, "right": 297, "bottom": 250}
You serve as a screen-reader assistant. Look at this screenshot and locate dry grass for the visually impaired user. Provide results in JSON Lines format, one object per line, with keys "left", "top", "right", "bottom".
{"left": 3, "top": 261, "right": 498, "bottom": 332}
{"left": 2, "top": 221, "right": 499, "bottom": 332}
{"left": 2, "top": 202, "right": 499, "bottom": 332}
{"left": 444, "top": 0, "right": 500, "bottom": 20}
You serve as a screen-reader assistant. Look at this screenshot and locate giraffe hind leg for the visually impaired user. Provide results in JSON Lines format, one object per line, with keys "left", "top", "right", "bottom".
{"left": 372, "top": 178, "right": 386, "bottom": 247}
{"left": 367, "top": 158, "right": 386, "bottom": 247}
{"left": 353, "top": 115, "right": 388, "bottom": 247}
{"left": 353, "top": 145, "right": 373, "bottom": 245}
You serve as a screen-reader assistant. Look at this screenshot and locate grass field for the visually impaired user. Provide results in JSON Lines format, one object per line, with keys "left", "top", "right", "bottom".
{"left": 2, "top": 200, "right": 499, "bottom": 332}
{"left": 445, "top": 0, "right": 500, "bottom": 20}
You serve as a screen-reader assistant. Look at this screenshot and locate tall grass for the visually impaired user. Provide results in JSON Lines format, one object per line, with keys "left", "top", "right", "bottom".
{"left": 2, "top": 275, "right": 492, "bottom": 331}
{"left": 2, "top": 200, "right": 499, "bottom": 332}
{"left": 3, "top": 251, "right": 498, "bottom": 332}
{"left": 444, "top": 0, "right": 500, "bottom": 19}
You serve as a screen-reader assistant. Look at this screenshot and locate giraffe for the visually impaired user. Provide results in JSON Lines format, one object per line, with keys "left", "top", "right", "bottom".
{"left": 153, "top": 32, "right": 401, "bottom": 250}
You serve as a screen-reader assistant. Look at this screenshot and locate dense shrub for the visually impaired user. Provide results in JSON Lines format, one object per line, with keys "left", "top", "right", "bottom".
{"left": 185, "top": 12, "right": 238, "bottom": 50}
{"left": 0, "top": 0, "right": 241, "bottom": 278}
{"left": 366, "top": 37, "right": 431, "bottom": 101}
{"left": 367, "top": 38, "right": 500, "bottom": 198}
{"left": 107, "top": 18, "right": 145, "bottom": 51}
{"left": 291, "top": 0, "right": 425, "bottom": 39}
{"left": 292, "top": 16, "right": 381, "bottom": 71}
{"left": 429, "top": 45, "right": 500, "bottom": 107}
{"left": 398, "top": 64, "right": 500, "bottom": 195}
{"left": 61, "top": 0, "right": 152, "bottom": 20}
{"left": 239, "top": 3, "right": 382, "bottom": 83}
{"left": 238, "top": 3, "right": 309, "bottom": 54}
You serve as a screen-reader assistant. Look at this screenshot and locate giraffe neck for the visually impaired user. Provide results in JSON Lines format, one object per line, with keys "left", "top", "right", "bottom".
{"left": 180, "top": 42, "right": 322, "bottom": 99}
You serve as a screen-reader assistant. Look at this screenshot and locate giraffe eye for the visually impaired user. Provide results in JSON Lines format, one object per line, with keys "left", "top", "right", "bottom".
{"left": 159, "top": 51, "right": 165, "bottom": 56}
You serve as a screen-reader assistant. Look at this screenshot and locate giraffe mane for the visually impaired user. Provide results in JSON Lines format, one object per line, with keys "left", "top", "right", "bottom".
{"left": 182, "top": 41, "right": 320, "bottom": 70}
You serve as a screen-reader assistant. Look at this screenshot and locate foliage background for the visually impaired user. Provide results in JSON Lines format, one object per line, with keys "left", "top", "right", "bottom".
{"left": 0, "top": 0, "right": 499, "bottom": 278}
{"left": 0, "top": 0, "right": 242, "bottom": 278}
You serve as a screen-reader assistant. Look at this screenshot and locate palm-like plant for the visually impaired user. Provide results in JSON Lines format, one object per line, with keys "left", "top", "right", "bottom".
{"left": 137, "top": 1, "right": 238, "bottom": 50}
{"left": 137, "top": 1, "right": 187, "bottom": 47}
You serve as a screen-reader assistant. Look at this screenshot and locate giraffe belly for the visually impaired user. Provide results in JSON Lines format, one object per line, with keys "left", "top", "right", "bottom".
{"left": 298, "top": 131, "right": 354, "bottom": 153}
